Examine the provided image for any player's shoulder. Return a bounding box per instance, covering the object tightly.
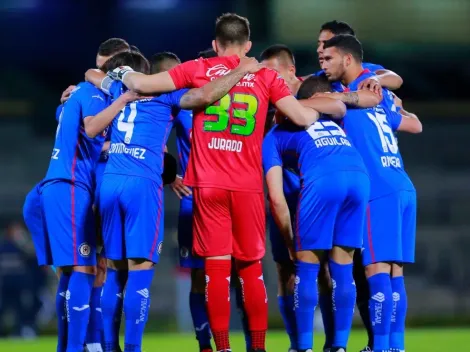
[363,62,385,72]
[75,81,107,101]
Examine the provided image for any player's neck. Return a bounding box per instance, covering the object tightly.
[218,47,245,58]
[342,65,365,85]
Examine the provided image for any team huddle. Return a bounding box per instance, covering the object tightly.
[22,12,421,352]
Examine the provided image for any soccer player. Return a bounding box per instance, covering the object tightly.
[150,51,215,352]
[111,13,325,352]
[86,50,265,352]
[264,74,370,352]
[320,34,422,352]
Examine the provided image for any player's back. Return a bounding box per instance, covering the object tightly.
[44,82,109,192]
[267,118,367,183]
[106,82,188,183]
[170,55,291,192]
[342,74,414,199]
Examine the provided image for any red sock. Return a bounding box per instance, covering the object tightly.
[205,259,232,351]
[236,260,268,350]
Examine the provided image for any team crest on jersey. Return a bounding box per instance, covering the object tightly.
[78,242,91,257]
[180,247,189,259]
[102,126,109,137]
[157,241,163,255]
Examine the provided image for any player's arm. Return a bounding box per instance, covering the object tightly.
[266,166,294,254]
[298,97,346,119]
[374,69,403,90]
[396,109,422,133]
[314,90,382,108]
[178,59,263,109]
[274,96,320,127]
[84,91,140,138]
[101,141,110,152]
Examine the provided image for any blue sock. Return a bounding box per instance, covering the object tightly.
[390,276,407,352]
[56,272,71,352]
[102,269,127,352]
[123,269,154,352]
[66,271,95,352]
[189,292,212,349]
[294,260,320,351]
[235,285,251,351]
[318,293,334,349]
[368,273,393,352]
[329,260,356,348]
[278,295,297,350]
[86,286,103,345]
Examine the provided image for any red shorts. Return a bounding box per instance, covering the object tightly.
[192,187,266,261]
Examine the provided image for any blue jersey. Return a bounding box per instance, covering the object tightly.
[44,82,110,192]
[262,117,366,184]
[173,109,192,177]
[315,62,385,91]
[341,71,414,199]
[106,82,189,183]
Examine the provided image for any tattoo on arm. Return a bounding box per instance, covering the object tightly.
[341,92,360,106]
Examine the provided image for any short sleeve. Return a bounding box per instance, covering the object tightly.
[79,88,109,119]
[363,62,385,72]
[267,70,291,105]
[168,60,199,89]
[167,88,190,108]
[55,105,64,123]
[389,111,403,132]
[262,130,283,175]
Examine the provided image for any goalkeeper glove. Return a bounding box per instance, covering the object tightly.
[107,66,134,82]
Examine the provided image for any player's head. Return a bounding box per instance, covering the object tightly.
[297,75,333,99]
[198,48,218,59]
[260,44,296,82]
[101,51,150,75]
[318,20,355,64]
[96,38,130,69]
[150,52,181,74]
[213,13,252,56]
[130,45,141,53]
[321,35,363,81]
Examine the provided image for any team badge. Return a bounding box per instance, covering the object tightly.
[78,242,91,257]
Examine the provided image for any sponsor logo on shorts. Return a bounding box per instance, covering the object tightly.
[157,241,163,255]
[180,247,189,259]
[79,242,91,257]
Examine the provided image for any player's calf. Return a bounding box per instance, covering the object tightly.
[86,256,107,352]
[390,263,407,352]
[318,259,334,352]
[275,261,297,352]
[101,259,128,352]
[232,264,251,352]
[190,268,213,352]
[328,246,356,350]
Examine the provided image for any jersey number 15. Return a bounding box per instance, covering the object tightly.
[203,93,258,136]
[367,112,398,154]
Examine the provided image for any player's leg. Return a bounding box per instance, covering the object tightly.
[232,259,252,351]
[330,171,370,351]
[232,191,268,352]
[353,250,374,351]
[193,187,233,352]
[99,177,128,352]
[362,193,401,352]
[318,256,334,352]
[122,177,165,352]
[178,197,213,352]
[42,181,98,352]
[390,190,416,352]
[269,215,297,352]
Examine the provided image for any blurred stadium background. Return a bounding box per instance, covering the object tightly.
[0,0,469,347]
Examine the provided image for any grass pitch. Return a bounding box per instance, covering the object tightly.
[0,329,466,351]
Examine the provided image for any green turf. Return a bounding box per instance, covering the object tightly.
[0,329,466,351]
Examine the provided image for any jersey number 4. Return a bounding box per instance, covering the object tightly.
[117,102,137,144]
[367,112,398,154]
[203,93,258,136]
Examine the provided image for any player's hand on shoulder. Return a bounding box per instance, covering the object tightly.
[358,77,383,97]
[391,92,403,109]
[237,57,265,74]
[107,66,135,82]
[170,175,192,199]
[120,90,143,103]
[60,85,76,103]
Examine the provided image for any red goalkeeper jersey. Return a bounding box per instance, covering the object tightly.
[168,55,291,192]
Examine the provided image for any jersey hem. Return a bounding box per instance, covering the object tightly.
[183,180,264,193]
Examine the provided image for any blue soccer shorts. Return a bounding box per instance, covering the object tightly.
[100,174,164,263]
[40,181,97,267]
[295,170,370,251]
[362,190,417,266]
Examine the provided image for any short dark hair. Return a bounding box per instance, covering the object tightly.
[297,75,333,99]
[97,38,130,56]
[320,20,355,36]
[260,44,295,66]
[150,52,181,74]
[198,48,217,59]
[215,13,250,47]
[323,34,363,62]
[130,45,141,53]
[100,51,150,74]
